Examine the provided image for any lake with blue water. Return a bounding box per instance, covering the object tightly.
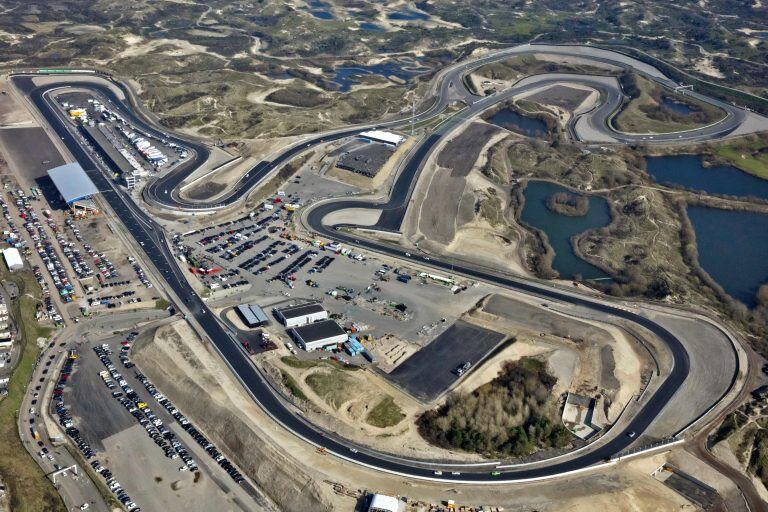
[520,181,611,280]
[687,205,768,307]
[646,155,768,200]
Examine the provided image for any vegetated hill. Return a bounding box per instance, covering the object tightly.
[418,358,572,457]
[614,74,725,133]
[265,88,328,108]
[546,191,589,216]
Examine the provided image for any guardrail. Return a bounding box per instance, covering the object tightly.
[611,437,683,462]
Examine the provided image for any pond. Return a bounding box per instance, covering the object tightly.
[520,181,611,280]
[387,9,429,21]
[660,96,694,116]
[305,0,334,19]
[687,205,768,307]
[331,59,429,92]
[487,108,549,138]
[359,22,385,31]
[646,155,768,200]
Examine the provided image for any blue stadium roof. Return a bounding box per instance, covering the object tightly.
[47,163,98,204]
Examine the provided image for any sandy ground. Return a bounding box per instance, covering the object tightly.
[265,353,489,462]
[712,439,768,503]
[469,54,619,97]
[0,75,36,126]
[453,336,554,394]
[178,146,239,188]
[320,207,382,226]
[468,294,644,423]
[667,448,750,508]
[444,225,529,276]
[694,55,725,79]
[515,82,601,132]
[118,34,230,63]
[180,136,304,201]
[405,120,532,276]
[532,53,623,73]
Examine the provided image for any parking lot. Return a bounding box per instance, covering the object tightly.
[176,196,492,367]
[63,332,268,512]
[387,320,507,402]
[0,169,159,325]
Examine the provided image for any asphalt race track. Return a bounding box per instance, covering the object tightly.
[11,42,751,482]
[138,42,749,212]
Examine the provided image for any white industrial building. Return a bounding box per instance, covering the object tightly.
[274,303,328,328]
[359,130,405,147]
[2,247,23,271]
[367,494,402,512]
[289,319,348,352]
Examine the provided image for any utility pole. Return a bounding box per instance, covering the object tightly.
[411,97,416,136]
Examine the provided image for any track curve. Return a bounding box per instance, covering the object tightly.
[139,42,749,212]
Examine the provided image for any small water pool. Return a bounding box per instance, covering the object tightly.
[359,22,385,31]
[487,108,549,138]
[661,96,694,116]
[305,0,334,19]
[387,9,429,21]
[331,59,429,92]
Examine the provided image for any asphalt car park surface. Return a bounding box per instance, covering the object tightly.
[67,346,136,451]
[0,126,66,179]
[387,320,506,402]
[65,334,268,512]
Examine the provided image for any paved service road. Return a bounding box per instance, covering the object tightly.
[10,41,751,483]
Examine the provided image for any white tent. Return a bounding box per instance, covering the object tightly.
[2,247,23,271]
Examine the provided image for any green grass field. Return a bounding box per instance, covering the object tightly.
[0,269,63,512]
[305,371,351,410]
[280,370,307,401]
[365,396,405,428]
[713,140,768,179]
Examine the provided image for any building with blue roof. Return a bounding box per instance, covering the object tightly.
[47,162,100,213]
